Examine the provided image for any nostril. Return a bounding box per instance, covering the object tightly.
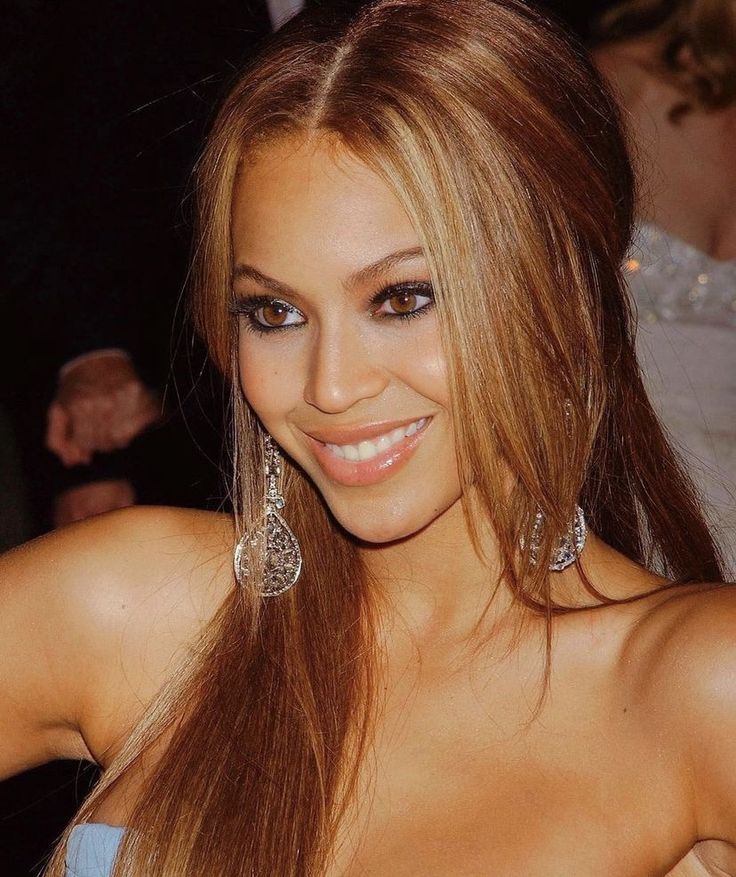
[304,343,388,414]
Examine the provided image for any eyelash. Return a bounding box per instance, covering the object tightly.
[229,281,435,335]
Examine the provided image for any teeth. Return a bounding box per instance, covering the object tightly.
[375,435,392,453]
[325,418,427,463]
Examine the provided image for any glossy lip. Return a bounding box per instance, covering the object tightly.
[305,417,428,446]
[304,416,433,487]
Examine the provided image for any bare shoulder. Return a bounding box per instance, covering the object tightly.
[621,581,736,693]
[66,504,233,617]
[621,582,736,847]
[2,505,234,639]
[0,506,235,778]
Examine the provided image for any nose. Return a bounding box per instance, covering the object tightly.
[303,322,388,414]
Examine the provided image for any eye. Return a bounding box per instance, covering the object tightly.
[255,301,303,328]
[371,282,434,320]
[230,296,305,333]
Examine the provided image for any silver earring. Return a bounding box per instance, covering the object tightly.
[525,505,587,572]
[233,434,303,596]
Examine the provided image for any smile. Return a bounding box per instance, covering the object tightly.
[325,418,428,462]
[304,416,433,487]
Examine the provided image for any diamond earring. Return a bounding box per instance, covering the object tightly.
[233,434,303,596]
[525,505,587,572]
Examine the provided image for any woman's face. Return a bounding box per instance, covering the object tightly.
[232,136,460,544]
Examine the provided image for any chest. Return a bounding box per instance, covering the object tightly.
[327,677,690,876]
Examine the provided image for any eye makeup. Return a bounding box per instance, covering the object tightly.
[368,281,434,320]
[229,295,305,332]
[230,281,435,335]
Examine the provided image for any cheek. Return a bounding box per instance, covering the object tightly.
[237,335,301,421]
[390,321,449,407]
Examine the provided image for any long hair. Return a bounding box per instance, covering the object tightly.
[591,0,736,117]
[47,1,724,874]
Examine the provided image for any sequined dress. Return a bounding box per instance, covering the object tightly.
[625,223,736,573]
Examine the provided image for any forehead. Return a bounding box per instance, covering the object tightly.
[231,136,422,275]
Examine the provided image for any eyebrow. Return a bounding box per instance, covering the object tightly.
[232,246,426,297]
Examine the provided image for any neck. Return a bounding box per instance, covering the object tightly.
[358,500,667,650]
[593,38,736,261]
[358,498,514,644]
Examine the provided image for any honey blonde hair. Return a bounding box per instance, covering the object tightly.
[47,1,724,874]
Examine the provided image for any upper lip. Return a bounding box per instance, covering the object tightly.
[303,417,430,446]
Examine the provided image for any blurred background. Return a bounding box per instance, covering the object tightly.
[1,0,734,873]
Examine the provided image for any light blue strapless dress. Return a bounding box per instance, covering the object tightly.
[65,824,125,877]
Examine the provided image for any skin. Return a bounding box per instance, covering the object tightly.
[1,136,736,875]
[592,33,736,261]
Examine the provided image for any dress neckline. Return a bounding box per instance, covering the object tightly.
[72,823,126,830]
[626,222,736,329]
[638,222,736,267]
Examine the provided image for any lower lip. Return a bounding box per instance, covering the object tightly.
[306,419,432,487]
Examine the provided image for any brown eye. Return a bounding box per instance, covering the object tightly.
[389,291,418,315]
[373,284,433,319]
[260,302,290,326]
[231,296,304,333]
[250,299,304,329]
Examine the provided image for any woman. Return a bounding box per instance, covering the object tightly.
[1,0,735,874]
[590,0,736,571]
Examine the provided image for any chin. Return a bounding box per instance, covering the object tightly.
[342,518,418,546]
[325,492,457,546]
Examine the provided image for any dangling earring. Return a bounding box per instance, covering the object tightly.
[233,434,303,596]
[525,505,587,572]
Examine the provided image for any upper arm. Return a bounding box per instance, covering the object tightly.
[0,506,233,781]
[0,522,108,778]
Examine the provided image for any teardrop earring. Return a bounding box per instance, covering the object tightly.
[524,505,587,572]
[233,434,303,596]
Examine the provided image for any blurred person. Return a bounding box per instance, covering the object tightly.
[47,353,159,469]
[2,0,295,531]
[43,2,309,476]
[588,0,736,570]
